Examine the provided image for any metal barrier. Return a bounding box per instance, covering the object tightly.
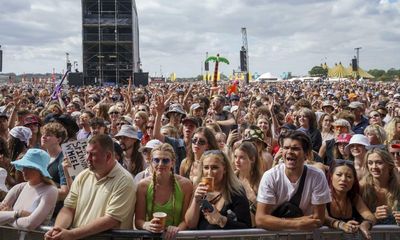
[0,225,399,240]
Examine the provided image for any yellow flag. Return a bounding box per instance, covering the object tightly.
[170,72,176,81]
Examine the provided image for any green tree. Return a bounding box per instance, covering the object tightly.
[309,66,328,77]
[368,69,385,78]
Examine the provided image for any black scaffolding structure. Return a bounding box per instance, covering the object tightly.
[81,0,140,86]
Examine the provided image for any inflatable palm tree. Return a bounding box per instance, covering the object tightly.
[205,54,230,87]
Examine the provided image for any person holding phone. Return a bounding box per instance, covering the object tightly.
[185,150,251,230]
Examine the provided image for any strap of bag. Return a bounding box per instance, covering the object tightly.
[289,165,308,207]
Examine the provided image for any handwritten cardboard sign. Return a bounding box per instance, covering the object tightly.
[61,139,88,177]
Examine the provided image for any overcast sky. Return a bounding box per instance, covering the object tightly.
[0,0,399,77]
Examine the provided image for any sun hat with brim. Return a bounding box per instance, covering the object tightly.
[139,139,162,152]
[190,103,203,110]
[166,104,186,118]
[115,125,139,140]
[344,134,370,153]
[0,168,8,192]
[11,148,51,179]
[348,101,364,109]
[322,101,334,108]
[0,112,8,119]
[10,126,32,146]
[182,116,200,127]
[243,128,268,148]
[336,133,352,144]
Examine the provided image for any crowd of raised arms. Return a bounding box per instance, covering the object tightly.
[0,79,399,240]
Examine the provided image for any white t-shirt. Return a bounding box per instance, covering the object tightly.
[257,163,331,216]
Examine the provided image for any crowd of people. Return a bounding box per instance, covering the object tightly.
[0,78,399,239]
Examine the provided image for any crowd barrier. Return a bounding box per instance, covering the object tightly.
[0,225,399,240]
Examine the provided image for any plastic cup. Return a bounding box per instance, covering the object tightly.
[202,176,214,192]
[153,212,167,228]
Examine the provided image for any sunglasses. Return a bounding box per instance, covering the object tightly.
[369,114,380,118]
[192,138,207,146]
[152,158,171,165]
[109,112,120,115]
[334,126,347,130]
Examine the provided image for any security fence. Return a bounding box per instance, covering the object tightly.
[0,225,399,240]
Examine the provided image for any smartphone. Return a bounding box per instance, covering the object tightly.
[200,199,214,213]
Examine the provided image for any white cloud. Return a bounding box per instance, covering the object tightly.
[0,0,399,77]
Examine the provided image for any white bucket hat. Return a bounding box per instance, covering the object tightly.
[345,134,370,153]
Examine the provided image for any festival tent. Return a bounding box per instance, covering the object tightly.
[328,62,350,78]
[346,64,375,79]
[256,72,279,81]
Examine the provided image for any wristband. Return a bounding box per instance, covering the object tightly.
[338,221,345,230]
[143,222,150,231]
[14,211,19,220]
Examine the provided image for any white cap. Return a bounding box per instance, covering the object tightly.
[139,139,162,152]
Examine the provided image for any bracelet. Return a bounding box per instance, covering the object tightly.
[338,221,345,230]
[13,211,19,220]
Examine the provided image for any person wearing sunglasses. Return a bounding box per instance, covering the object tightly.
[133,111,150,145]
[185,150,251,230]
[135,143,193,240]
[368,110,384,127]
[325,159,376,239]
[319,119,352,166]
[360,148,400,225]
[347,101,369,135]
[107,105,121,137]
[180,127,219,182]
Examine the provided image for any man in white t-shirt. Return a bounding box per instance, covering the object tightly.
[256,130,331,231]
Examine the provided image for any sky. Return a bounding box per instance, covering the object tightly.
[0,0,399,78]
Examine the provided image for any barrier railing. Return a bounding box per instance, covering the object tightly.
[0,225,399,240]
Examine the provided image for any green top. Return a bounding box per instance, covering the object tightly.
[146,178,184,226]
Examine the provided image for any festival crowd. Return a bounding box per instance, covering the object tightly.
[0,78,399,239]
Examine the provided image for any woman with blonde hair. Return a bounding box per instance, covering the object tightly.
[360,148,400,225]
[364,124,386,147]
[384,117,400,144]
[233,142,263,226]
[134,110,150,145]
[185,150,251,229]
[135,143,193,239]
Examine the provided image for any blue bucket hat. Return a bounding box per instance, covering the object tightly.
[11,149,51,178]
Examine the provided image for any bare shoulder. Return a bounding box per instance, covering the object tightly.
[175,174,193,191]
[137,176,152,192]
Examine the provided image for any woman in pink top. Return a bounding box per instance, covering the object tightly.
[0,148,58,230]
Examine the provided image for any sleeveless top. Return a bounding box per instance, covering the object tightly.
[146,179,184,226]
[327,202,362,222]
